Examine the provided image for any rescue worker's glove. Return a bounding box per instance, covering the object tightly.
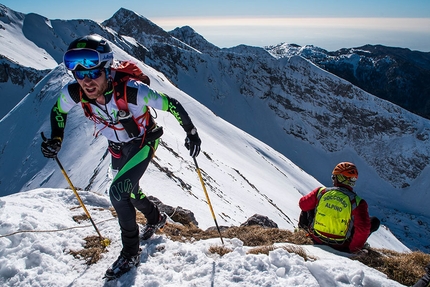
[184,127,201,157]
[41,137,62,158]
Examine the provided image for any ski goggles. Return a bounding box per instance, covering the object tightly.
[74,69,104,80]
[63,48,113,71]
[332,174,357,186]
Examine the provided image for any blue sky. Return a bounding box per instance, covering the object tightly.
[2,0,430,51]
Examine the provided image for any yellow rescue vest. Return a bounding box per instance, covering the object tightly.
[312,187,361,243]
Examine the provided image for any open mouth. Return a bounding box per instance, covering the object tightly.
[85,87,97,94]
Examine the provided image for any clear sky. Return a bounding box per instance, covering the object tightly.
[2,0,430,51]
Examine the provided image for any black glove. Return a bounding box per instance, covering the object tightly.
[41,137,62,158]
[184,128,201,157]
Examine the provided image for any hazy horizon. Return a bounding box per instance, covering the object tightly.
[1,1,429,51]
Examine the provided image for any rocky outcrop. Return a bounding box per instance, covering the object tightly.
[240,214,278,228]
[0,56,47,85]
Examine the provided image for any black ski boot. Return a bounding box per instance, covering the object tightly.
[141,212,167,240]
[104,250,141,281]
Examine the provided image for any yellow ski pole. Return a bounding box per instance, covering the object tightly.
[193,157,224,244]
[41,133,110,247]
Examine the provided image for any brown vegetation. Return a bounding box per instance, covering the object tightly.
[68,211,429,286]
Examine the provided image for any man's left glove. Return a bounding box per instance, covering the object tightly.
[184,128,201,157]
[41,137,62,158]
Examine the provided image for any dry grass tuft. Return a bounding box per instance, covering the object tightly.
[208,245,233,256]
[72,213,89,223]
[247,245,275,255]
[283,245,317,262]
[352,249,430,286]
[68,235,109,265]
[162,223,220,242]
[161,224,312,246]
[247,245,316,262]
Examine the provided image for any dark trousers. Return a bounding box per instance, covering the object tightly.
[298,211,380,234]
[109,139,160,257]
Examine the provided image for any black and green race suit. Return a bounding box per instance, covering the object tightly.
[50,75,197,256]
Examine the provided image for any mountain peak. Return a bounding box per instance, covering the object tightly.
[0,4,25,25]
[169,26,220,52]
[102,8,169,38]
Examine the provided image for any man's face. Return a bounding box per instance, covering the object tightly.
[75,69,108,100]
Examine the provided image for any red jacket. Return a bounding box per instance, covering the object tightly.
[299,186,371,253]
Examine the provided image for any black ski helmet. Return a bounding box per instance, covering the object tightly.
[64,35,113,71]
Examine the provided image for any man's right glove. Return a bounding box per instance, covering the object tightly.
[41,137,62,158]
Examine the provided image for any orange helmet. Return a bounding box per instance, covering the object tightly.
[332,162,358,178]
[332,162,358,187]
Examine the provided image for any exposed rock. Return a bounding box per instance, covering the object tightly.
[240,214,278,228]
[149,195,199,226]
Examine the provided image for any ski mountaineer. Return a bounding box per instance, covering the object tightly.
[40,35,202,280]
[298,162,380,253]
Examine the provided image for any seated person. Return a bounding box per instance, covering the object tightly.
[298,162,380,253]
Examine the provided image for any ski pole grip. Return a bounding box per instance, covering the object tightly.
[41,132,47,142]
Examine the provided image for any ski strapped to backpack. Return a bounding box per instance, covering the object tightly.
[311,186,361,244]
[78,61,162,147]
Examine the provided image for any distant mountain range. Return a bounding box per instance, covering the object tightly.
[266,43,430,119]
[0,5,429,252]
